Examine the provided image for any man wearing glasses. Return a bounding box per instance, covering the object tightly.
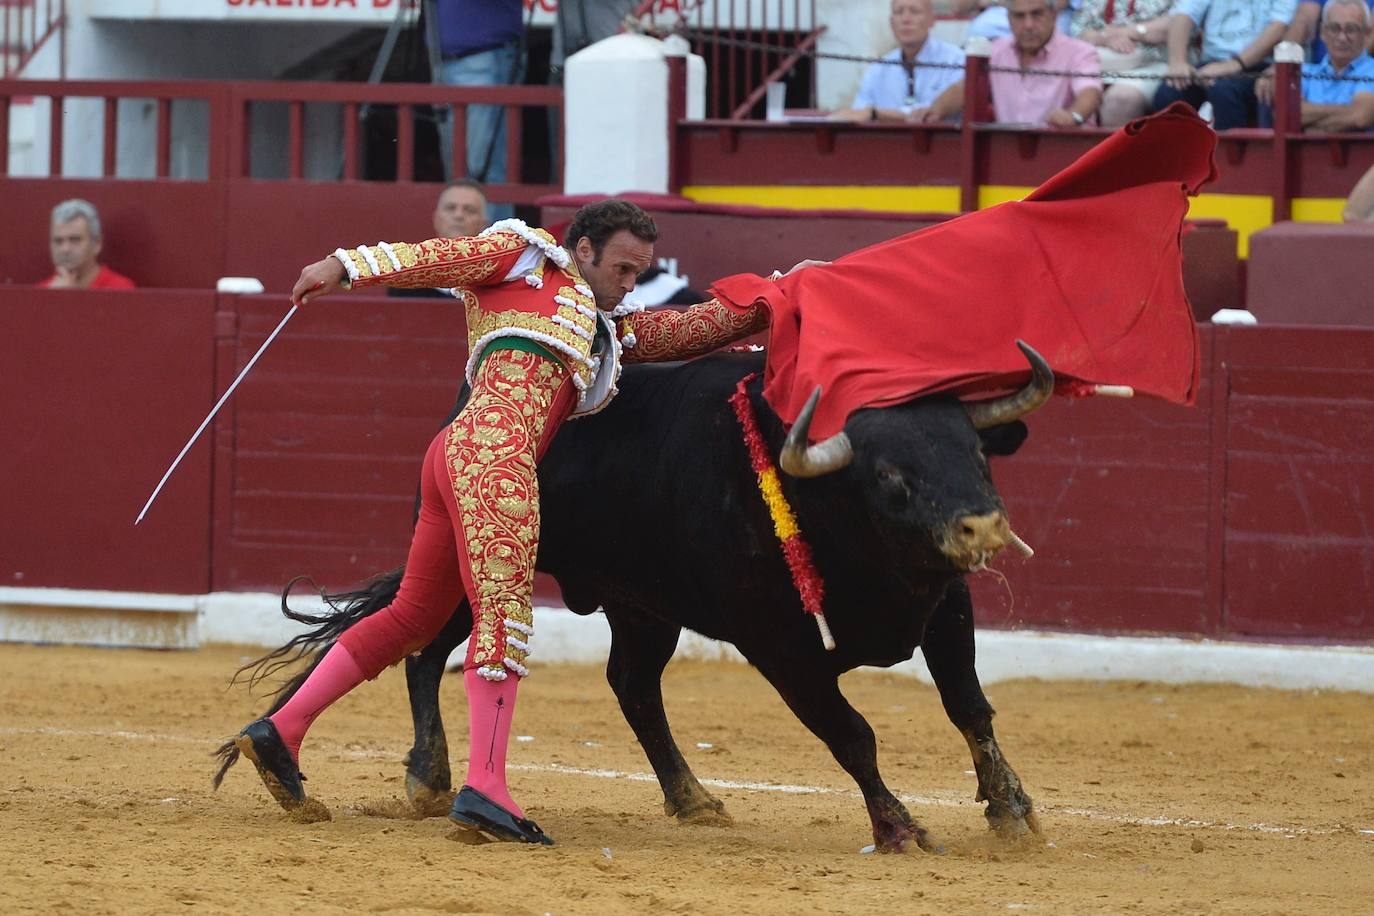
[1286,0,1374,129]
[1258,0,1374,128]
[1275,0,1374,66]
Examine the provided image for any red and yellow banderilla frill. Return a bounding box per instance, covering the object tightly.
[729,373,835,651]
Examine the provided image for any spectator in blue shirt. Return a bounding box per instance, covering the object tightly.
[1277,0,1374,65]
[1154,0,1298,128]
[1259,0,1374,129]
[436,0,525,221]
[834,0,968,122]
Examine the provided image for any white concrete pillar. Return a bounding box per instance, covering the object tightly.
[563,33,704,196]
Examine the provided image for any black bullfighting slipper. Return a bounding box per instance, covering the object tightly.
[233,717,311,813]
[448,786,555,845]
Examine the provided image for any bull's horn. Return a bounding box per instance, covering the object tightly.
[780,386,854,478]
[964,340,1055,430]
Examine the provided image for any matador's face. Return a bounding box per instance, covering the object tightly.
[573,230,654,311]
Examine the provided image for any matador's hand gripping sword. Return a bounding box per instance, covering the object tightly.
[135,304,299,525]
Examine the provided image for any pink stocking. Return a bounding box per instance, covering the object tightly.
[463,667,523,817]
[268,641,366,763]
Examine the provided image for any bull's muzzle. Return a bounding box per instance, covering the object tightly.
[941,511,1012,571]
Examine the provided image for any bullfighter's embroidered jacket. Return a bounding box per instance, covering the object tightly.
[332,218,767,416]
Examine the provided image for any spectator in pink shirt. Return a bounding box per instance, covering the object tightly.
[991,0,1104,126]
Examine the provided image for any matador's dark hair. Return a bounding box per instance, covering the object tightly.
[563,199,659,264]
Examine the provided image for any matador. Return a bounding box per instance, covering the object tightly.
[229,199,817,844]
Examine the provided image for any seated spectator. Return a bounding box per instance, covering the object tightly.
[970,0,1081,42]
[1274,0,1373,68]
[1257,0,1374,130]
[39,199,134,290]
[834,0,966,123]
[389,180,491,299]
[990,0,1104,126]
[1071,0,1177,126]
[1154,0,1296,129]
[433,178,490,239]
[1343,161,1374,220]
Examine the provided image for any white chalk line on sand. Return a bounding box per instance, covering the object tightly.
[5,725,1372,841]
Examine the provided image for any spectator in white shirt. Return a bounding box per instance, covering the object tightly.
[835,0,968,122]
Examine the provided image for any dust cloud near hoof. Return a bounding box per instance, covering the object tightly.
[677,806,734,827]
[992,815,1033,842]
[407,785,458,819]
[446,825,492,846]
[287,797,332,823]
[346,798,429,821]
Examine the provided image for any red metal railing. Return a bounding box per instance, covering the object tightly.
[630,0,821,119]
[0,78,562,202]
[2,0,64,78]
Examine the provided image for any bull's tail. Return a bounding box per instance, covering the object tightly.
[210,568,405,790]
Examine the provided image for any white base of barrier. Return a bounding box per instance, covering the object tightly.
[3,588,1372,693]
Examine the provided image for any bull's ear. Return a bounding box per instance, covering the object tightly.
[978,420,1028,456]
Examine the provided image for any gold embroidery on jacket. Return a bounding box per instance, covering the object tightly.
[345,231,527,288]
[621,298,768,363]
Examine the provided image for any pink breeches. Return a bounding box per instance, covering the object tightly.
[337,348,575,681]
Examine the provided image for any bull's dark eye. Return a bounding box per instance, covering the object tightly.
[875,464,911,499]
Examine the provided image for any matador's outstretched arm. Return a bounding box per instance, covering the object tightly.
[619,298,769,364]
[332,230,532,291]
[619,258,827,363]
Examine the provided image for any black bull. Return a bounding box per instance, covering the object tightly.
[230,348,1049,852]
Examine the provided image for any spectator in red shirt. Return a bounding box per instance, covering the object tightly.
[40,199,135,289]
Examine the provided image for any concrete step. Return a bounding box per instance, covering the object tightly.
[0,588,199,649]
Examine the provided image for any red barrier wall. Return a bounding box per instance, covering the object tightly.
[1245,222,1374,327]
[3,289,1369,642]
[971,324,1374,642]
[0,179,227,289]
[0,178,472,294]
[973,333,1217,636]
[0,287,217,593]
[1220,328,1374,641]
[222,183,476,294]
[209,294,469,593]
[0,181,1234,315]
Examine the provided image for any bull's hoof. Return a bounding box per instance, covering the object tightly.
[665,794,732,826]
[985,799,1040,841]
[405,773,456,818]
[676,805,734,827]
[873,821,945,854]
[234,718,329,821]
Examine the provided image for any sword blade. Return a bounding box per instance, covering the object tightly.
[135,304,299,525]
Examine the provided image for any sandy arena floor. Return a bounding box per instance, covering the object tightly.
[0,641,1370,914]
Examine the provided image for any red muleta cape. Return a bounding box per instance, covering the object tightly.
[709,103,1218,442]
